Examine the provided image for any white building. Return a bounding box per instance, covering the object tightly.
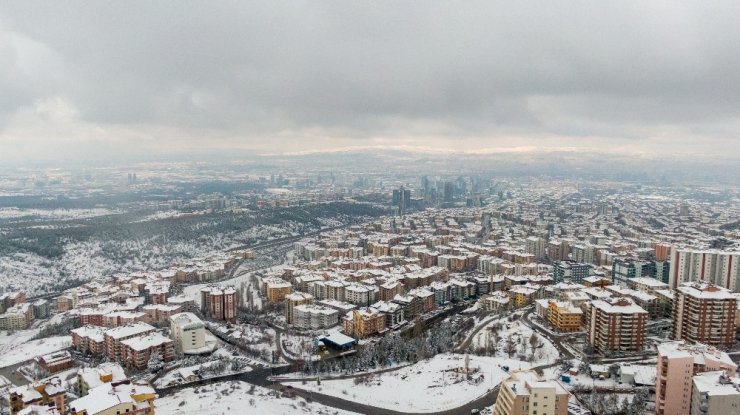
[669,248,740,290]
[691,371,740,415]
[169,312,206,354]
[292,305,339,330]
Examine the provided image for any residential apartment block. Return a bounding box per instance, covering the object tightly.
[493,370,569,415]
[669,248,740,290]
[170,312,206,354]
[656,341,737,415]
[199,285,237,323]
[587,297,647,354]
[672,282,737,347]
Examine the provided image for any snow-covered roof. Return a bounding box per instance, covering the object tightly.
[590,297,647,315]
[169,312,204,330]
[121,333,172,351]
[677,282,735,300]
[692,371,740,397]
[104,322,155,340]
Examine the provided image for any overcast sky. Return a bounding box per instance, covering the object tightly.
[2,1,740,164]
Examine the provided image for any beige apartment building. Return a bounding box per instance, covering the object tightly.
[493,370,569,415]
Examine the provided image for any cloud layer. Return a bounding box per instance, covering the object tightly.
[2,1,740,163]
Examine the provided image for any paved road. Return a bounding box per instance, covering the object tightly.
[455,312,506,352]
[520,308,575,360]
[158,362,498,415]
[273,382,499,415]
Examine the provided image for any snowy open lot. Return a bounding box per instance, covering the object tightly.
[470,319,559,367]
[0,335,71,368]
[156,381,359,415]
[284,353,531,413]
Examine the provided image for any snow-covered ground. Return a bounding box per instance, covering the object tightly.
[155,354,253,388]
[281,333,317,361]
[0,207,120,220]
[156,381,360,415]
[0,335,71,368]
[284,353,531,413]
[471,319,559,366]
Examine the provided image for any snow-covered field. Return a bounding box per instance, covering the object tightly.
[0,335,71,368]
[471,319,559,366]
[156,381,359,415]
[284,353,531,413]
[0,207,119,220]
[155,355,253,388]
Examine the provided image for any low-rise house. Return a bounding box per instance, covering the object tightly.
[77,363,128,397]
[9,378,66,414]
[69,382,156,415]
[35,351,73,374]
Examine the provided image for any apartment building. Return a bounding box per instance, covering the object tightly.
[292,304,340,329]
[510,286,538,308]
[547,240,570,262]
[546,300,583,332]
[345,284,376,307]
[493,370,569,415]
[669,248,740,290]
[656,341,737,415]
[0,290,26,313]
[142,304,182,324]
[35,351,73,374]
[103,322,156,361]
[379,280,405,301]
[552,261,591,284]
[582,275,610,288]
[0,305,32,330]
[371,300,406,328]
[169,312,206,354]
[587,297,647,354]
[263,278,292,302]
[342,308,386,339]
[120,333,174,369]
[71,326,106,355]
[200,285,237,323]
[672,282,737,347]
[690,371,740,415]
[285,292,314,324]
[525,236,546,259]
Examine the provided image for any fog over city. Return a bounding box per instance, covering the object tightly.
[2,1,740,164]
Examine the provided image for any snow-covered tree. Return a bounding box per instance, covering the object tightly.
[147,351,164,372]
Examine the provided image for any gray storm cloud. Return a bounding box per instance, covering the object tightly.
[1,1,740,163]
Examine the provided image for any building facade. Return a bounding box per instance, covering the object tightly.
[672,282,736,347]
[587,297,647,354]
